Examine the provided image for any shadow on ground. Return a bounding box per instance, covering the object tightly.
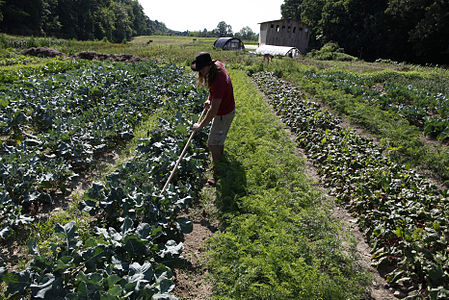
[213,153,247,221]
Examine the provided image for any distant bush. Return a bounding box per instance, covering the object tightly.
[26,36,38,48]
[307,42,358,61]
[245,62,265,76]
[375,58,400,64]
[0,34,6,49]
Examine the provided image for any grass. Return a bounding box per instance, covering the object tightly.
[206,68,371,299]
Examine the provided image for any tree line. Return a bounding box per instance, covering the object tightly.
[281,0,449,64]
[0,0,171,43]
[184,21,258,41]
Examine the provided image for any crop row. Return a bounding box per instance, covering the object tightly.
[0,58,89,84]
[0,52,41,67]
[302,70,449,141]
[0,61,205,239]
[252,72,449,298]
[0,108,208,298]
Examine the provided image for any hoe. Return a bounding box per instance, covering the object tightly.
[161,108,207,193]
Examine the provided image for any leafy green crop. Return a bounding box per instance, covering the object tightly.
[252,71,449,299]
[207,69,371,299]
[301,70,449,141]
[0,60,206,240]
[1,62,209,299]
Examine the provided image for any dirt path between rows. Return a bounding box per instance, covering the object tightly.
[173,188,218,299]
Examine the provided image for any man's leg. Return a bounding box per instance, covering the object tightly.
[209,144,224,166]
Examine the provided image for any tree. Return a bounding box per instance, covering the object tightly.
[0,0,4,22]
[111,1,133,42]
[386,0,449,63]
[130,0,151,35]
[235,26,257,41]
[0,0,43,35]
[0,0,171,43]
[41,0,61,36]
[215,21,232,37]
[281,0,303,20]
[280,0,449,63]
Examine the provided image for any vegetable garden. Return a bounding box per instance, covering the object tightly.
[1,36,449,299]
[259,60,449,185]
[251,71,449,298]
[0,56,211,298]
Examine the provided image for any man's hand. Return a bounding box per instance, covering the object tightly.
[204,100,211,110]
[193,122,202,131]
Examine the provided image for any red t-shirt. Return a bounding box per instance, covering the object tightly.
[209,61,235,116]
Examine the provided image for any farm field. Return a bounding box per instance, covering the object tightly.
[0,35,448,299]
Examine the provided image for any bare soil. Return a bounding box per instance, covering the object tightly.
[173,221,215,300]
[173,188,219,300]
[19,46,150,63]
[20,46,66,58]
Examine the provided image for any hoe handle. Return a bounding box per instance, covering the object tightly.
[161,108,207,193]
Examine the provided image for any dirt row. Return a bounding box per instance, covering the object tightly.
[19,46,149,62]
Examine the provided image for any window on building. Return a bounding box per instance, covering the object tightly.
[299,27,303,32]
[276,25,280,32]
[288,26,291,33]
[271,24,274,28]
[293,27,296,33]
[282,25,285,30]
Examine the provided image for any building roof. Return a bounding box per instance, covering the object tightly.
[213,37,244,49]
[255,45,300,56]
[258,19,309,27]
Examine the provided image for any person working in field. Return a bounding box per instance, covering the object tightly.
[191,52,235,186]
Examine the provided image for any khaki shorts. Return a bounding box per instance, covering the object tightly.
[208,110,235,146]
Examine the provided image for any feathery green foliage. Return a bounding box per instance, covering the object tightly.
[207,69,370,299]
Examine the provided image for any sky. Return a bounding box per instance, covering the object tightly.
[139,0,285,34]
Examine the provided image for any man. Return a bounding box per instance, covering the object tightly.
[191,52,235,185]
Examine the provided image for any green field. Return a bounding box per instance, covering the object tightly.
[1,35,448,299]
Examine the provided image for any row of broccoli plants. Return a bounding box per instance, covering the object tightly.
[0,52,42,67]
[0,61,202,240]
[0,106,209,298]
[302,70,449,141]
[0,58,89,84]
[252,72,449,299]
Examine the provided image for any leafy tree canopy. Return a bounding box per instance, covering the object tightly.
[235,26,258,41]
[215,21,233,37]
[281,0,448,64]
[0,0,170,42]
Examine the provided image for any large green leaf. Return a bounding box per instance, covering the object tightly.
[30,274,65,299]
[4,270,32,296]
[159,240,183,259]
[123,235,147,259]
[176,218,193,234]
[54,221,81,252]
